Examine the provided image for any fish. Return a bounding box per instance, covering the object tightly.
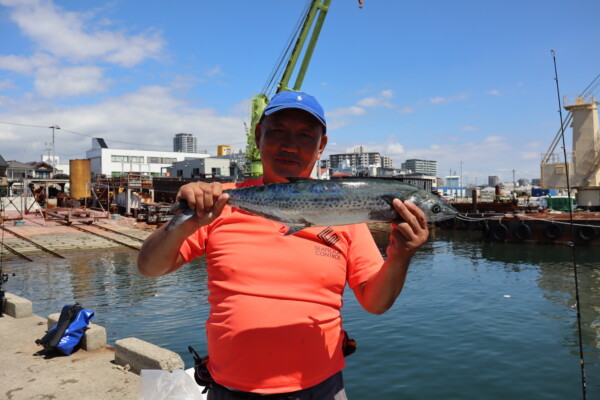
[165,178,458,233]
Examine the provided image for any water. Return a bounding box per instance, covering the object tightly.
[3,229,599,399]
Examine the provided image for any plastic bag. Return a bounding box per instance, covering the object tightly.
[139,369,205,400]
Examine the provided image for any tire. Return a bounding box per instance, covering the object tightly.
[577,226,596,241]
[492,223,509,241]
[515,224,532,240]
[543,224,561,240]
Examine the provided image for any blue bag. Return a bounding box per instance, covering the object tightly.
[36,303,95,355]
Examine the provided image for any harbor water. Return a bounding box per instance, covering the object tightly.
[3,228,600,399]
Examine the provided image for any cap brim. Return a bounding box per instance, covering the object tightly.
[264,103,327,129]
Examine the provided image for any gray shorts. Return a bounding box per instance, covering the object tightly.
[207,371,348,400]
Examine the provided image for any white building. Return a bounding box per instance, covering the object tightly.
[401,159,437,176]
[41,155,70,175]
[168,156,233,179]
[85,138,209,178]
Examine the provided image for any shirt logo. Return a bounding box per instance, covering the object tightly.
[317,227,339,246]
[297,95,303,102]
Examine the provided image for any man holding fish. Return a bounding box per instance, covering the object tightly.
[138,91,445,399]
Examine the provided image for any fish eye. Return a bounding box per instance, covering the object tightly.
[431,205,442,214]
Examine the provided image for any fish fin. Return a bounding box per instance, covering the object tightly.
[285,177,312,183]
[283,225,305,236]
[380,194,397,206]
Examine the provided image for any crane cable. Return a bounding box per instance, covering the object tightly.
[260,0,314,96]
[551,49,587,400]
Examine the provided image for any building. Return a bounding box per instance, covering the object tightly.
[86,138,209,178]
[401,159,437,176]
[41,155,70,176]
[488,176,500,186]
[329,150,392,170]
[173,133,197,153]
[446,175,461,187]
[168,156,234,179]
[27,161,54,179]
[5,160,34,180]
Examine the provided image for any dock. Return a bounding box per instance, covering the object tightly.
[0,293,201,400]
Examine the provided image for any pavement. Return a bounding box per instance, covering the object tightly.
[0,313,140,400]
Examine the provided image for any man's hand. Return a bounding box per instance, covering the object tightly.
[387,199,429,260]
[352,198,429,314]
[137,181,229,277]
[175,182,229,233]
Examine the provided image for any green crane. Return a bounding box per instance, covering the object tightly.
[245,0,333,177]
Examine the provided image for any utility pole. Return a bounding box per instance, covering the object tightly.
[48,125,60,175]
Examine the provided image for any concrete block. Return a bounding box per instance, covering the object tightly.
[114,337,184,375]
[3,292,32,318]
[48,312,107,351]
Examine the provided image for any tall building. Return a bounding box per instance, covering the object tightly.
[488,176,500,186]
[173,133,197,153]
[401,159,437,176]
[329,151,392,170]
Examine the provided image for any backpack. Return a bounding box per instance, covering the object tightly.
[36,303,94,355]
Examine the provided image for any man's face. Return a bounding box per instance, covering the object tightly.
[256,108,327,184]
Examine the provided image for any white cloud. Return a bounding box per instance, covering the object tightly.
[3,0,164,67]
[461,125,478,131]
[0,86,248,161]
[205,66,224,78]
[357,90,395,108]
[325,106,366,130]
[428,93,468,105]
[327,106,366,118]
[386,143,405,155]
[399,107,414,114]
[429,96,446,104]
[487,89,500,96]
[484,135,505,143]
[0,80,15,90]
[34,66,109,97]
[520,152,541,160]
[0,53,57,74]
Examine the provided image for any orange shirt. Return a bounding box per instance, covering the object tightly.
[180,178,383,393]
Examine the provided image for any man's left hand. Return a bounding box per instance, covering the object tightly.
[387,199,429,260]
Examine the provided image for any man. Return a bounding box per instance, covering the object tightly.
[137,91,429,399]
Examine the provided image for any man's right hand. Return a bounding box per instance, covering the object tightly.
[137,181,229,277]
[175,181,229,233]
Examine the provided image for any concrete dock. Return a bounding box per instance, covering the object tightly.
[0,293,196,400]
[0,312,140,400]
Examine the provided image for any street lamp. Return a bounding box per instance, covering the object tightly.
[48,125,60,175]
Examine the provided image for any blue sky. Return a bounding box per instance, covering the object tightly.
[1,0,599,184]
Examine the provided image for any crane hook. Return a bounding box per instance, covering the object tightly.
[358,0,364,9]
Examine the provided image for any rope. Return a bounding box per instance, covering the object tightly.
[454,213,600,229]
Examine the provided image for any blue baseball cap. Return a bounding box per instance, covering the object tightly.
[263,91,327,132]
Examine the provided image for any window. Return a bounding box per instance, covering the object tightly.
[211,167,221,176]
[112,172,122,177]
[147,157,160,163]
[176,170,183,177]
[161,157,177,164]
[111,155,129,162]
[192,168,200,175]
[130,156,144,163]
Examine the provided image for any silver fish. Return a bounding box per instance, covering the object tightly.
[165,178,457,233]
